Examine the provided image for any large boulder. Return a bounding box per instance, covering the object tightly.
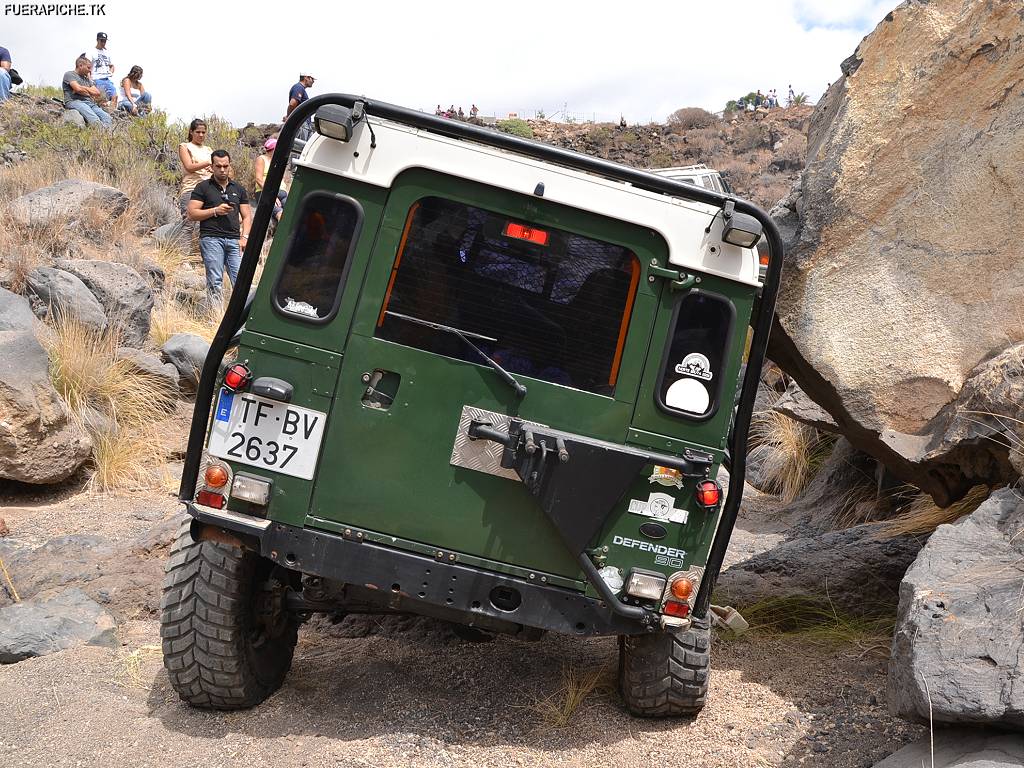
[9,179,129,228]
[768,0,1024,506]
[161,333,209,389]
[871,728,1024,768]
[888,488,1024,728]
[0,289,92,484]
[55,259,153,348]
[0,588,117,663]
[115,347,179,393]
[24,266,108,334]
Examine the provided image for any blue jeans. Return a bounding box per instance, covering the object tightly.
[0,69,10,102]
[199,236,241,304]
[118,91,152,115]
[95,77,116,101]
[67,99,113,128]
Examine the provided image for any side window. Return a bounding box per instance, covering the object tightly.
[273,192,363,322]
[657,291,733,419]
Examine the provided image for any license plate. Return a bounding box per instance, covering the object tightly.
[207,390,327,480]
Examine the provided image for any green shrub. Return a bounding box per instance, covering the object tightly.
[667,107,718,130]
[496,118,533,139]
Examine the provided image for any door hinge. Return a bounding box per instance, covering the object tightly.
[648,263,697,291]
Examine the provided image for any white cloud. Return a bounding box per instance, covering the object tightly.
[1,0,894,126]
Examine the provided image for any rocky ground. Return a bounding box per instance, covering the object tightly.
[0,479,923,768]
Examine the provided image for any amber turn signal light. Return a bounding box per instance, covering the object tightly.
[204,464,229,489]
[670,577,694,601]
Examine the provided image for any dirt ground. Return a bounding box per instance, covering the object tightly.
[0,483,923,768]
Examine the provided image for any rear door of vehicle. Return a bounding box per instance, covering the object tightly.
[307,168,667,581]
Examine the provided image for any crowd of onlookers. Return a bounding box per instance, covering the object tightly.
[737,86,800,112]
[0,32,152,128]
[435,104,479,120]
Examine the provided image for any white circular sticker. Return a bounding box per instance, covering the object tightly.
[666,377,710,414]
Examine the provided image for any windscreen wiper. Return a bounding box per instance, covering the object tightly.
[386,311,527,398]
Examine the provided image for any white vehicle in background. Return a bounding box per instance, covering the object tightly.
[651,165,769,281]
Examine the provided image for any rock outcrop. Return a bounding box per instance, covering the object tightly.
[55,259,153,348]
[161,333,209,389]
[888,488,1024,728]
[0,588,117,663]
[871,728,1024,768]
[0,289,92,484]
[25,266,108,334]
[10,179,129,228]
[768,0,1024,506]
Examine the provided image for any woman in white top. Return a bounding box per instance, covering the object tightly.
[177,119,214,243]
[118,65,151,116]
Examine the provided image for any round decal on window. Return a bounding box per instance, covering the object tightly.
[665,377,710,414]
[674,352,713,381]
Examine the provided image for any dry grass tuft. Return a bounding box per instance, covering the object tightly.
[40,313,177,491]
[115,644,162,689]
[876,485,990,539]
[149,298,216,349]
[529,663,612,728]
[747,409,836,502]
[737,594,895,650]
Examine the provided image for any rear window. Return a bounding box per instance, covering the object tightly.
[657,291,734,418]
[375,197,641,395]
[273,192,363,322]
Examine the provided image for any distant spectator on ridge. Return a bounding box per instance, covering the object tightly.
[787,84,795,106]
[62,56,112,128]
[118,65,151,116]
[469,103,478,118]
[286,71,315,141]
[0,45,12,102]
[89,32,117,107]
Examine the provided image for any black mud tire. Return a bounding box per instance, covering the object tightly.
[160,521,298,710]
[618,617,711,717]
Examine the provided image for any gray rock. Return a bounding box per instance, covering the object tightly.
[0,289,93,484]
[0,588,117,663]
[888,489,1024,728]
[168,268,206,308]
[161,333,209,389]
[773,380,838,432]
[153,221,188,247]
[24,267,108,334]
[60,109,86,128]
[54,259,153,348]
[10,179,129,228]
[871,728,1024,767]
[716,519,926,617]
[115,347,179,393]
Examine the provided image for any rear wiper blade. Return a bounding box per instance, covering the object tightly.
[385,311,527,399]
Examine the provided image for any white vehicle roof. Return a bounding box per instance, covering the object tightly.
[297,120,759,286]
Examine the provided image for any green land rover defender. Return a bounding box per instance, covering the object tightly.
[161,95,782,717]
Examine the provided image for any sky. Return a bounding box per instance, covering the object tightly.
[2,0,896,125]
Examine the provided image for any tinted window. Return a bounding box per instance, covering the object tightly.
[658,292,733,418]
[274,193,362,321]
[375,197,641,395]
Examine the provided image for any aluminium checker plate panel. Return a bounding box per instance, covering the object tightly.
[449,405,546,481]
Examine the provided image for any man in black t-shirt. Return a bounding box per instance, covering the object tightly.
[187,149,251,306]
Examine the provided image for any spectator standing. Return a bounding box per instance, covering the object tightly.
[0,45,12,102]
[469,104,479,118]
[90,32,116,107]
[188,150,251,306]
[253,138,287,222]
[62,56,112,128]
[118,65,151,116]
[787,84,795,106]
[286,72,315,141]
[177,119,213,242]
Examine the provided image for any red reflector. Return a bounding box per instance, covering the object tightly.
[695,480,721,508]
[503,221,549,245]
[759,253,770,266]
[197,490,225,509]
[664,601,690,618]
[224,363,252,392]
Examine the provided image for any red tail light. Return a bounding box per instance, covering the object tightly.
[224,363,252,392]
[197,490,225,509]
[695,479,721,509]
[663,600,690,618]
[503,221,549,246]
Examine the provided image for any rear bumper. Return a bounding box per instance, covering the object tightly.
[186,502,650,637]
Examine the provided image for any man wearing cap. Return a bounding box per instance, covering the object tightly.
[89,32,116,107]
[286,72,315,141]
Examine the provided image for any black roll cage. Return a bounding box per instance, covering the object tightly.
[179,93,785,625]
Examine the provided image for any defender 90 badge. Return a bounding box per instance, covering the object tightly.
[628,492,689,524]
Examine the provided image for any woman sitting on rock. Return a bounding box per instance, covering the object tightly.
[118,65,151,116]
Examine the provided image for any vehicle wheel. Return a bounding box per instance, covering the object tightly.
[618,616,711,717]
[160,521,298,710]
